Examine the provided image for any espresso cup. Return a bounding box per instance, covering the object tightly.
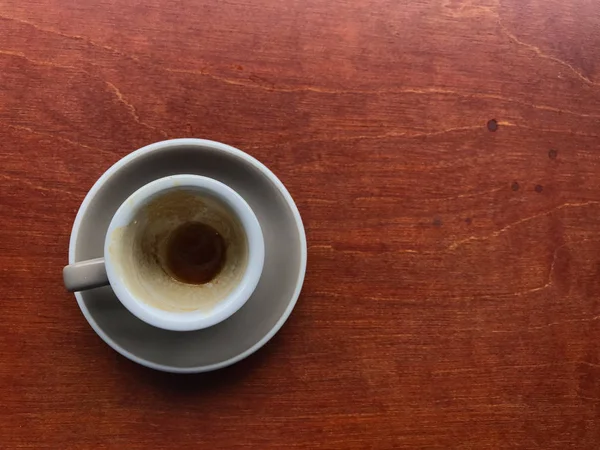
[63,174,265,331]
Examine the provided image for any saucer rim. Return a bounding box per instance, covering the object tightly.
[69,138,307,373]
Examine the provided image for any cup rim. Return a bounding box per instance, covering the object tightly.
[104,174,265,331]
[69,138,307,372]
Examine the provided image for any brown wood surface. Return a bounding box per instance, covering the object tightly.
[1,0,600,448]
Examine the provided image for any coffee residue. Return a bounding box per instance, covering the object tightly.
[110,189,248,312]
[164,222,226,284]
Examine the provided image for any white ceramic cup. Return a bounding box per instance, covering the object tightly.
[63,174,265,332]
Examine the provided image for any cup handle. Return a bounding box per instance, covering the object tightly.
[63,258,109,292]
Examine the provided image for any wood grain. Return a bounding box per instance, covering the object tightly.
[1,0,600,448]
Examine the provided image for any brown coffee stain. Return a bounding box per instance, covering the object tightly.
[164,222,227,284]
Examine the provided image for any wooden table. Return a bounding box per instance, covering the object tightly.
[2,0,600,448]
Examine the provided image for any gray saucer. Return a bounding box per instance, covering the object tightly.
[69,139,307,373]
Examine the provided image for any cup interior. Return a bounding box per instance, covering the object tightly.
[104,175,264,331]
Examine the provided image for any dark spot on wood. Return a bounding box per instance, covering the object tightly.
[487,119,498,132]
[465,217,472,225]
[535,184,543,193]
[433,218,442,227]
[511,181,520,191]
[548,149,557,159]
